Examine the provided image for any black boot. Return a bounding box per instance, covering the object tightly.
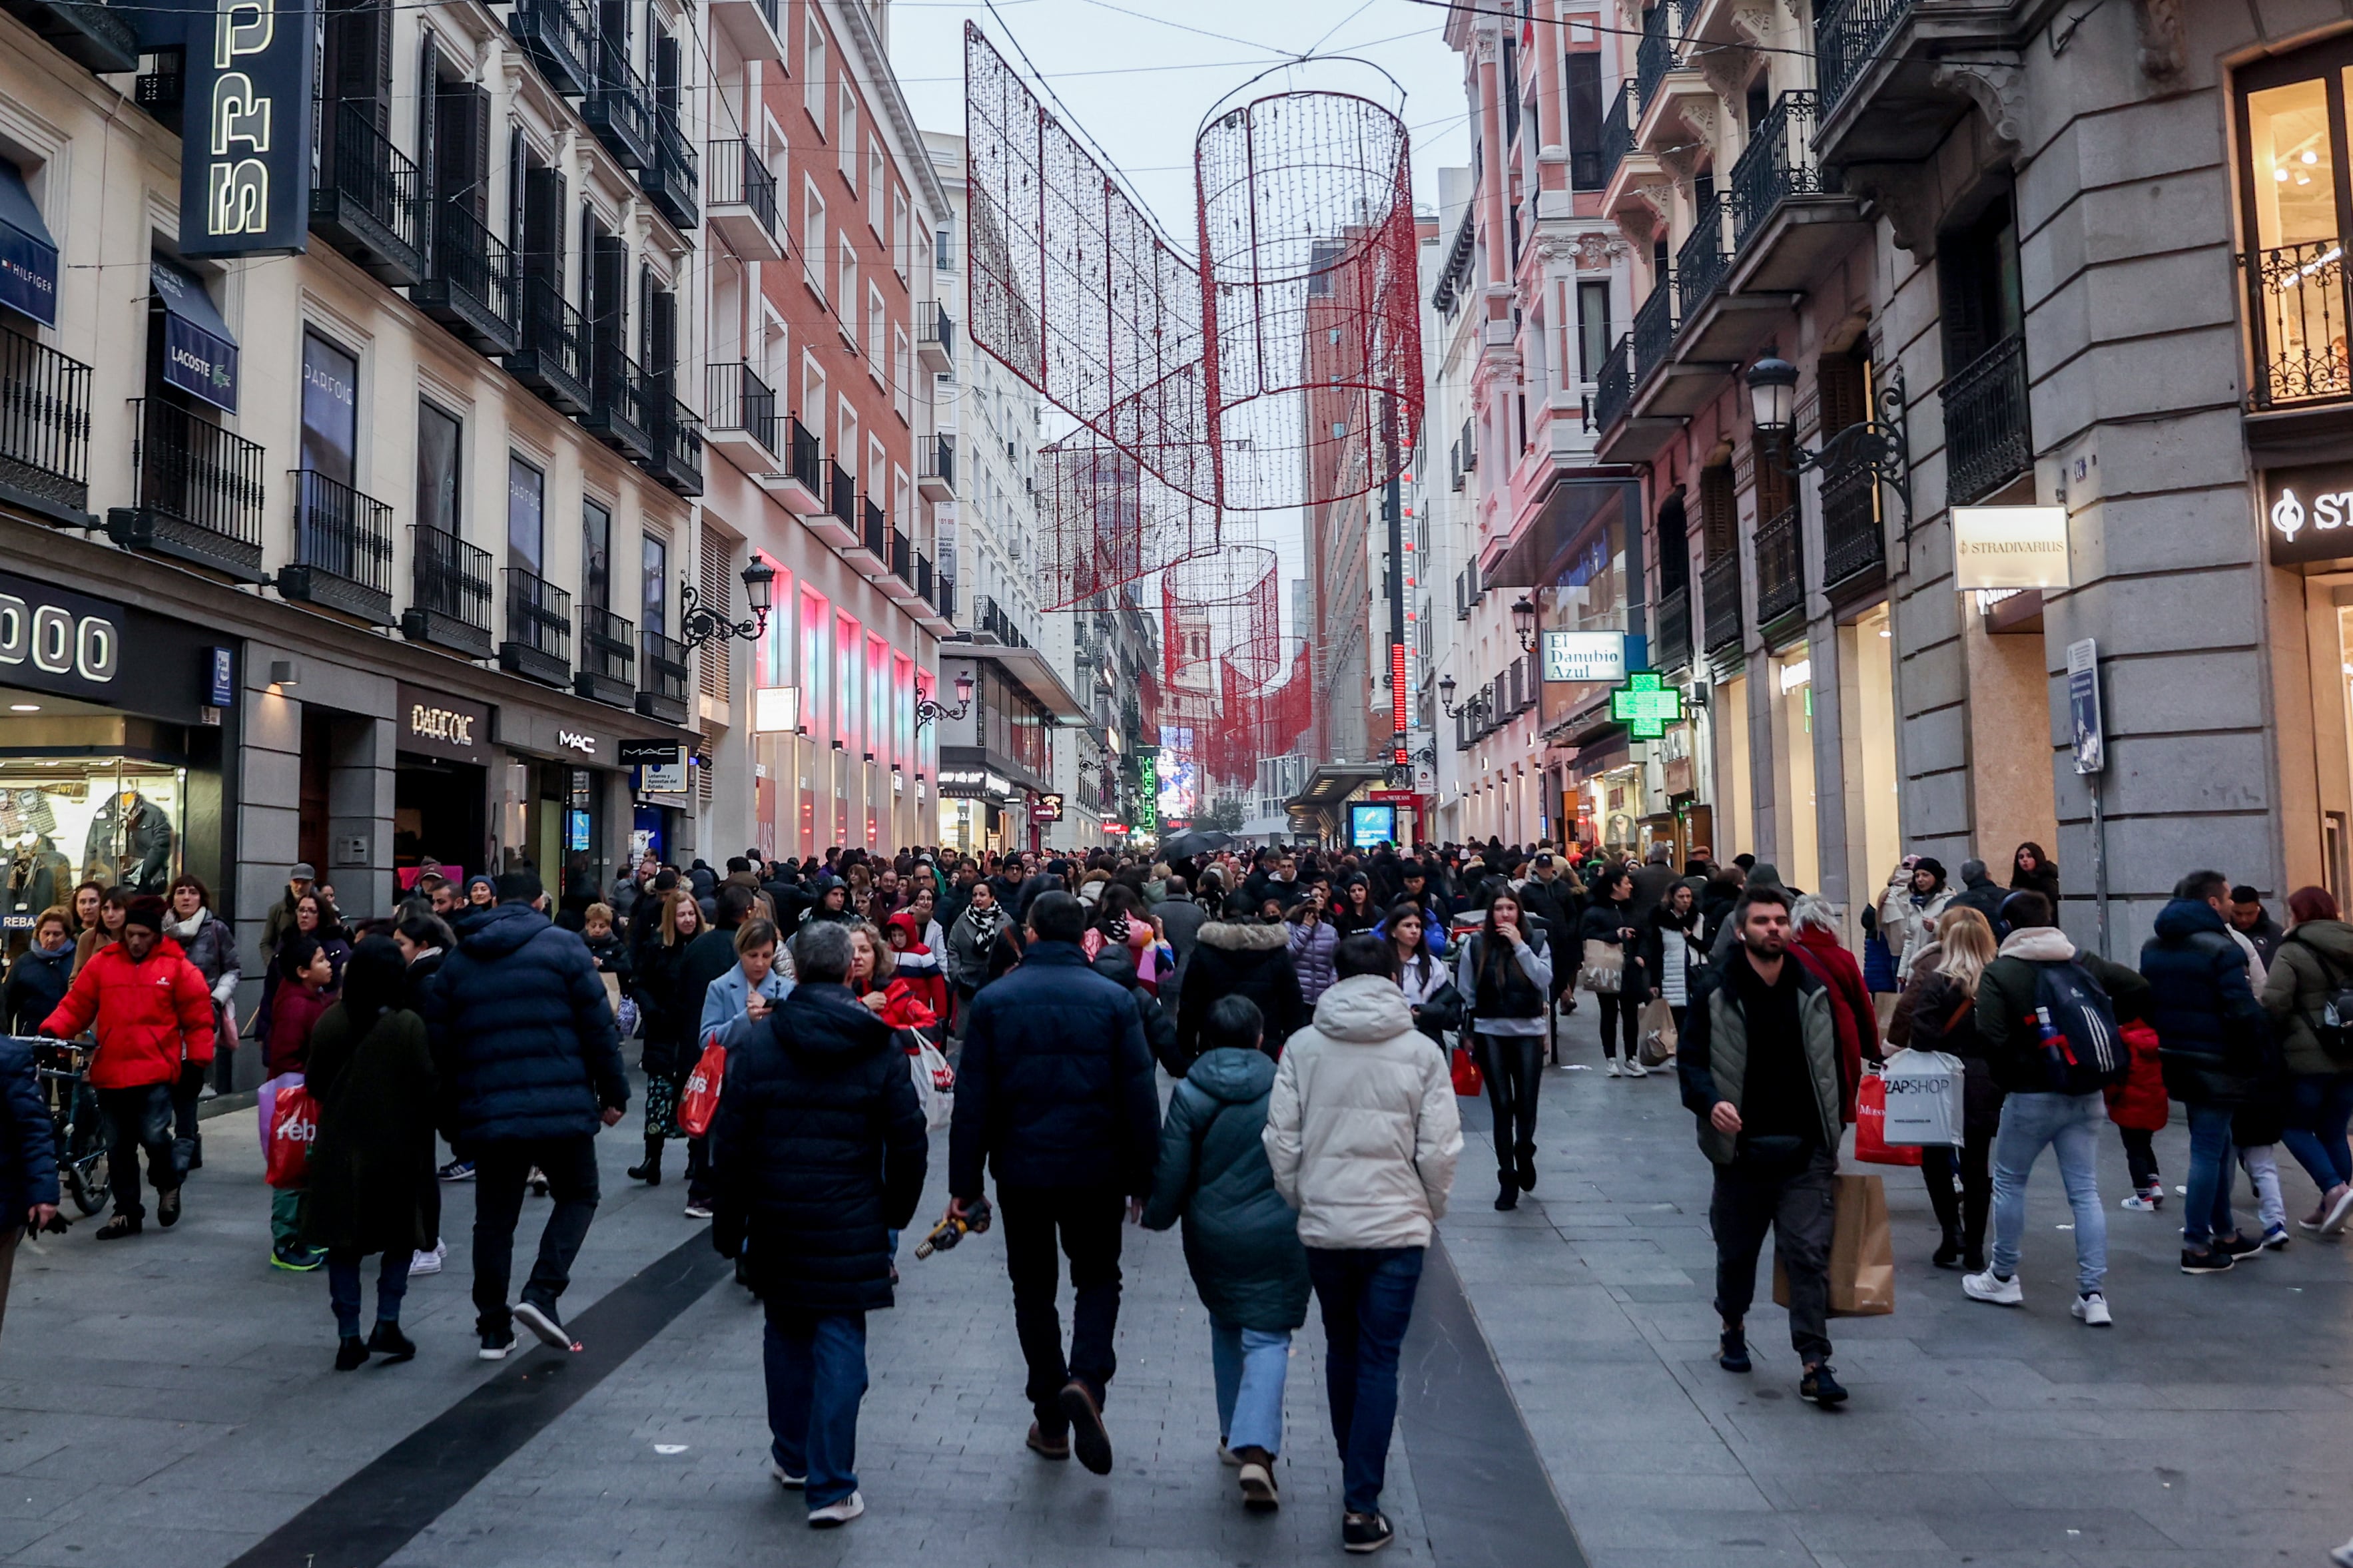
[1495,1170,1518,1211]
[1933,1225,1964,1270]
[627,1139,663,1186]
[1514,1141,1538,1192]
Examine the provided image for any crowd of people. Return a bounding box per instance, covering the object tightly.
[0,832,2344,1557]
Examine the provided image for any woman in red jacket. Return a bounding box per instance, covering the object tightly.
[1788,896,1881,1124]
[41,895,214,1239]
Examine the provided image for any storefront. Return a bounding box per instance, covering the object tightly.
[938,763,1022,855]
[491,707,675,907]
[392,684,490,889]
[0,569,232,935]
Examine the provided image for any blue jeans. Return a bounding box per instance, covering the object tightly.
[2282,1073,2353,1193]
[764,1308,868,1510]
[2183,1101,2239,1250]
[1988,1091,2109,1294]
[1305,1246,1423,1515]
[326,1249,412,1338]
[1209,1318,1291,1455]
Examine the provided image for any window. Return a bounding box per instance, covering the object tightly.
[416,401,461,535]
[867,284,886,381]
[839,244,858,344]
[1566,51,1604,190]
[802,358,827,435]
[300,331,359,487]
[868,142,885,232]
[804,180,826,293]
[934,227,952,272]
[839,399,858,480]
[1576,280,1611,380]
[804,14,826,131]
[892,188,910,278]
[582,498,611,607]
[642,533,668,636]
[507,455,544,573]
[892,326,910,421]
[839,87,858,184]
[2237,38,2353,407]
[1937,195,2022,376]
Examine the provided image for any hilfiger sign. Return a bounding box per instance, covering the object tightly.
[2264,465,2353,566]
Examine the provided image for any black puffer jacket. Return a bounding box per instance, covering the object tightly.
[632,936,702,1077]
[421,902,627,1151]
[1174,921,1308,1073]
[0,1036,56,1225]
[711,983,928,1310]
[948,941,1160,1198]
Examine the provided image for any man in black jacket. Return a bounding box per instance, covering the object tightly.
[711,921,926,1529]
[422,870,625,1360]
[1947,859,2009,929]
[946,891,1160,1476]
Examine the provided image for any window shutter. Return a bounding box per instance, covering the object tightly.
[522,167,563,286]
[655,31,681,109]
[649,288,677,382]
[591,232,627,360]
[1700,464,1736,561]
[1817,347,1869,437]
[471,89,492,224]
[1754,445,1794,524]
[699,541,734,703]
[438,85,489,223]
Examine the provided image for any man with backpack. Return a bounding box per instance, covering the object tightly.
[1964,891,2151,1320]
[2141,870,2272,1274]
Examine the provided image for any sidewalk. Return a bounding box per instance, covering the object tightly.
[1443,1001,2353,1567]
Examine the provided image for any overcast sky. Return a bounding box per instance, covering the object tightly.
[882,0,1475,635]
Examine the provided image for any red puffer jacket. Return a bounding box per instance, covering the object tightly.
[2104,1019,2169,1132]
[42,939,216,1089]
[1790,925,1881,1125]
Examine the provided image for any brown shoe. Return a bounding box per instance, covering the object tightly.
[1234,1445,1279,1508]
[1058,1380,1113,1475]
[1025,1421,1069,1461]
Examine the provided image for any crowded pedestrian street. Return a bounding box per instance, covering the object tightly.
[0,993,2332,1568]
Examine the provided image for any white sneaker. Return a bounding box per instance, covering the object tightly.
[408,1240,447,1277]
[683,1204,713,1220]
[2324,1184,2353,1238]
[1606,1061,1622,1078]
[808,1491,864,1528]
[1218,1441,1241,1467]
[2070,1292,2113,1327]
[1962,1268,2023,1306]
[770,1460,805,1490]
[2120,1195,2159,1212]
[1624,1059,1649,1078]
[2331,1535,2353,1568]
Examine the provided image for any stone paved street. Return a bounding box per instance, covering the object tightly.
[0,1004,2344,1567]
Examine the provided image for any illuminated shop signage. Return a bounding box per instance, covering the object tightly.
[178,0,316,259]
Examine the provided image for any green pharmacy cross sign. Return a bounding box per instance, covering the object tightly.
[1610,671,1684,739]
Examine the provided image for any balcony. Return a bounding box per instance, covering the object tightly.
[1634,276,1676,376]
[500,567,573,687]
[882,527,922,603]
[583,345,651,459]
[916,302,956,376]
[414,205,519,356]
[1598,80,1638,196]
[810,459,858,548]
[1818,0,1911,116]
[911,553,954,634]
[643,391,702,497]
[1592,333,1634,443]
[1674,203,1730,325]
[1945,332,2030,505]
[917,433,955,501]
[311,101,424,287]
[575,603,637,706]
[643,108,698,232]
[847,496,888,573]
[1727,91,1866,294]
[1754,504,1804,631]
[1813,0,2017,172]
[402,526,494,658]
[1701,551,1743,656]
[707,140,780,260]
[509,278,591,413]
[507,0,592,97]
[278,470,395,625]
[635,630,691,724]
[1633,3,1677,109]
[0,329,93,527]
[709,0,782,63]
[133,47,182,134]
[106,401,266,581]
[933,572,958,626]
[976,595,1030,649]
[2241,239,2353,411]
[1656,585,1692,672]
[1820,459,1885,590]
[0,0,136,73]
[761,415,826,515]
[584,41,655,170]
[704,362,776,465]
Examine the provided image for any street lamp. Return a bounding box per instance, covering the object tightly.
[680,558,777,649]
[1437,674,1491,726]
[1511,595,1538,651]
[914,669,975,728]
[1744,355,1913,521]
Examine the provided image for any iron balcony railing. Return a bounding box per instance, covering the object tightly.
[579,603,636,683]
[861,497,887,559]
[646,392,701,496]
[1634,3,1676,108]
[128,399,266,553]
[2240,238,2353,409]
[1754,504,1804,626]
[314,99,424,278]
[1945,332,2031,505]
[507,0,592,95]
[827,459,856,529]
[1593,332,1634,433]
[1656,585,1691,670]
[707,138,777,232]
[915,551,933,602]
[410,525,493,631]
[890,526,912,582]
[934,573,957,623]
[419,204,519,348]
[917,300,956,358]
[585,39,654,167]
[785,413,823,494]
[639,629,689,703]
[288,468,394,593]
[1598,79,1637,190]
[505,567,573,660]
[587,343,650,453]
[518,276,591,401]
[920,432,955,489]
[1730,91,1823,252]
[1633,275,1677,376]
[133,46,182,131]
[1676,202,1730,320]
[1817,0,1912,115]
[1702,551,1743,654]
[1820,459,1884,587]
[705,362,776,451]
[0,328,93,520]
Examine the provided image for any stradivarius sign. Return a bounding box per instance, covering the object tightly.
[178,0,316,258]
[2264,464,2353,567]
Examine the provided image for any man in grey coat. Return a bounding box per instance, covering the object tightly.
[1156,876,1208,1005]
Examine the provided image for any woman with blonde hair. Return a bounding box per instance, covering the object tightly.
[625,890,705,1187]
[1905,907,2003,1271]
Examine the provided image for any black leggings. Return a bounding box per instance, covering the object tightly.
[2119,1125,2160,1190]
[1920,1134,1993,1257]
[1596,991,1641,1060]
[1474,1033,1544,1170]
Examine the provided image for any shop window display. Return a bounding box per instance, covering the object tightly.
[0,759,182,926]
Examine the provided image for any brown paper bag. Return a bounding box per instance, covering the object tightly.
[1637,998,1677,1065]
[1772,1173,1895,1318]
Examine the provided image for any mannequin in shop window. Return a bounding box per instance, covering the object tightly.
[1,790,68,929]
[82,790,174,895]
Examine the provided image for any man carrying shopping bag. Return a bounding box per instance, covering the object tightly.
[1676,887,1851,1408]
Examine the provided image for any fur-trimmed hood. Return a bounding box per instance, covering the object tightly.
[1197,920,1290,953]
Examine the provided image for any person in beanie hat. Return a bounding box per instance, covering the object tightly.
[1879,858,1953,985]
[41,894,214,1239]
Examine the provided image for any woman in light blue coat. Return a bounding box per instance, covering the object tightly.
[697,917,794,1052]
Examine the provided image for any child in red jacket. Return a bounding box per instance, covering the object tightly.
[262,935,339,1270]
[2106,1019,2168,1209]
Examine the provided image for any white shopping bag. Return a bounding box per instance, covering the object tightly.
[1879,1048,1965,1147]
[906,1033,955,1133]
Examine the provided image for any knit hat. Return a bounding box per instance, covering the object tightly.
[124,895,168,931]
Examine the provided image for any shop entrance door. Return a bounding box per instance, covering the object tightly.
[395,759,486,885]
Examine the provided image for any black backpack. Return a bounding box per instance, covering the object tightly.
[2027,960,2127,1094]
[2290,934,2353,1059]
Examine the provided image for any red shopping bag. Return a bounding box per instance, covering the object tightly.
[1854,1072,1921,1166]
[265,1079,320,1189]
[677,1039,726,1138]
[1450,1044,1483,1097]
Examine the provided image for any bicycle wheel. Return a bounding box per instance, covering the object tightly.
[68,1153,109,1216]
